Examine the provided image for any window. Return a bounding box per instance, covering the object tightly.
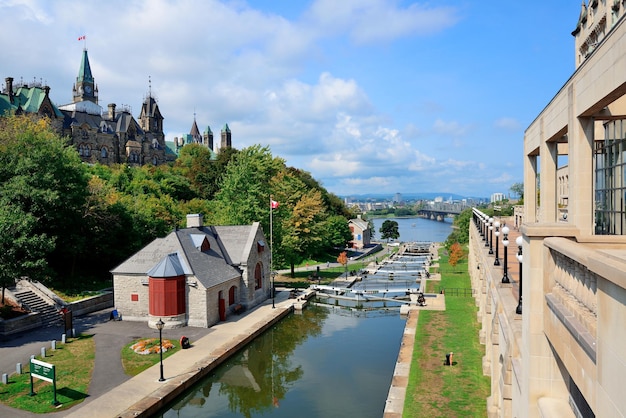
[229,286,237,305]
[101,147,108,158]
[254,263,263,290]
[595,119,626,234]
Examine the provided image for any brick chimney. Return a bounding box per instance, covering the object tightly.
[5,77,14,102]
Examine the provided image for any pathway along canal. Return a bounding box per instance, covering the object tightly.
[157,217,453,417]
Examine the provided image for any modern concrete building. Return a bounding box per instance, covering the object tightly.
[472,2,626,417]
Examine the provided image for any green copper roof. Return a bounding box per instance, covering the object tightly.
[78,49,94,83]
[222,123,230,132]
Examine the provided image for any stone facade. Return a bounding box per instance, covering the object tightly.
[348,215,371,249]
[111,215,271,329]
[472,3,626,417]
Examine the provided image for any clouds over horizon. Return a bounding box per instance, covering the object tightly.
[0,0,542,198]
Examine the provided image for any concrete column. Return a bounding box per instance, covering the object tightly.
[568,84,594,235]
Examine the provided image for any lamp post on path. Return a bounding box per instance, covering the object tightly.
[488,218,494,254]
[501,225,510,283]
[493,221,501,266]
[156,318,165,382]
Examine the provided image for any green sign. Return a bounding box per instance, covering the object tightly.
[30,359,55,383]
[29,359,59,405]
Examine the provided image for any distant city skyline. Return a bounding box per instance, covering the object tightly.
[1,1,577,197]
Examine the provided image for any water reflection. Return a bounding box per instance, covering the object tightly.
[158,305,404,417]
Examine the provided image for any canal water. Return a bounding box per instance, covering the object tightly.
[157,217,452,417]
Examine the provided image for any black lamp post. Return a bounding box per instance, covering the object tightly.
[484,216,489,247]
[271,271,276,308]
[488,217,494,254]
[516,236,523,314]
[501,225,510,283]
[494,221,500,266]
[156,318,165,382]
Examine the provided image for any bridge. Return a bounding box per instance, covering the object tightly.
[417,202,467,221]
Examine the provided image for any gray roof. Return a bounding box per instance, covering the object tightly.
[112,223,263,289]
[349,218,369,230]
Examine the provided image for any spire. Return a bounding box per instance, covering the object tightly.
[77,48,94,84]
[222,123,231,133]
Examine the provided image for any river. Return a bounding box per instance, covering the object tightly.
[157,217,453,417]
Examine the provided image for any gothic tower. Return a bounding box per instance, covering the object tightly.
[221,123,231,150]
[139,78,164,134]
[204,126,214,151]
[72,49,98,104]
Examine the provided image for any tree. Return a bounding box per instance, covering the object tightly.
[448,242,466,271]
[337,251,348,277]
[0,115,89,282]
[380,220,400,241]
[510,182,524,201]
[0,204,54,303]
[323,215,352,249]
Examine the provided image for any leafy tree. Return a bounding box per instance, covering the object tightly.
[337,251,348,277]
[212,145,284,230]
[448,242,466,271]
[0,115,89,282]
[368,219,376,239]
[323,215,352,249]
[280,190,327,276]
[510,182,524,201]
[0,204,54,303]
[445,208,472,251]
[380,220,400,241]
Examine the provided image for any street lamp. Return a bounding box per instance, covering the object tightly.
[484,216,489,247]
[271,271,277,309]
[156,318,165,382]
[516,236,523,314]
[488,218,494,254]
[493,221,500,266]
[501,225,510,283]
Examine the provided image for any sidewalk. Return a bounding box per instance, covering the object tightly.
[0,292,293,417]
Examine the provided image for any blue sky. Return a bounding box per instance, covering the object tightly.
[1,1,578,198]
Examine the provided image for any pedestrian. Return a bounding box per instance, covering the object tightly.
[327,261,330,268]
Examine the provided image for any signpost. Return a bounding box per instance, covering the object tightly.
[30,359,59,405]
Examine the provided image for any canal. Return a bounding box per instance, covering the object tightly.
[157,217,453,417]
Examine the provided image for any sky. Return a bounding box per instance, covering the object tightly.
[0,0,579,198]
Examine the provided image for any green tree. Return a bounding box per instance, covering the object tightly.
[212,145,284,230]
[380,220,400,241]
[510,182,524,201]
[280,190,327,277]
[0,115,89,282]
[448,242,466,271]
[323,215,352,249]
[0,205,54,303]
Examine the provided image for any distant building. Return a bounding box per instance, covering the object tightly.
[170,120,232,157]
[1,48,176,166]
[490,193,505,203]
[348,215,371,249]
[393,193,403,203]
[111,214,270,329]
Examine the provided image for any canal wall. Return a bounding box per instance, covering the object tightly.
[64,296,295,418]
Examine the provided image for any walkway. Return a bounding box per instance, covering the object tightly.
[0,292,293,417]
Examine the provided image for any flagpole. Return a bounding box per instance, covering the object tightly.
[270,197,275,308]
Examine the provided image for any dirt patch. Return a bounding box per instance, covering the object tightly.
[0,299,27,320]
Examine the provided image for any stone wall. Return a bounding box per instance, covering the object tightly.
[0,313,42,337]
[68,291,114,317]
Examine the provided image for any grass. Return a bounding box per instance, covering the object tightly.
[121,338,180,376]
[403,251,489,417]
[0,335,95,413]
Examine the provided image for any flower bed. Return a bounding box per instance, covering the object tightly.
[131,338,174,355]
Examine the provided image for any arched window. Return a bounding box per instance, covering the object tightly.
[101,147,108,158]
[254,263,263,290]
[78,144,84,156]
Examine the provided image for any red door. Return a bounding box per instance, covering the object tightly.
[219,297,226,321]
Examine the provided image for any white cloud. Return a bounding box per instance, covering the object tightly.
[494,117,521,131]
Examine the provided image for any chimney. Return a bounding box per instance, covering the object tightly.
[186,213,204,228]
[5,77,13,102]
[108,103,116,120]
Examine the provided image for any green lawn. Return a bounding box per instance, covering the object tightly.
[404,251,489,417]
[0,335,95,413]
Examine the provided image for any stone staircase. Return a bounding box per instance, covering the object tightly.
[13,288,63,327]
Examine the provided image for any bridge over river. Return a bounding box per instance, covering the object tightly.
[417,202,467,221]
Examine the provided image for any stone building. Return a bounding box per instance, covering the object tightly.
[471,2,626,417]
[348,215,371,249]
[171,119,232,157]
[1,48,175,166]
[111,214,270,329]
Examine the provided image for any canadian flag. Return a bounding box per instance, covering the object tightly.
[271,200,279,209]
[78,35,86,41]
